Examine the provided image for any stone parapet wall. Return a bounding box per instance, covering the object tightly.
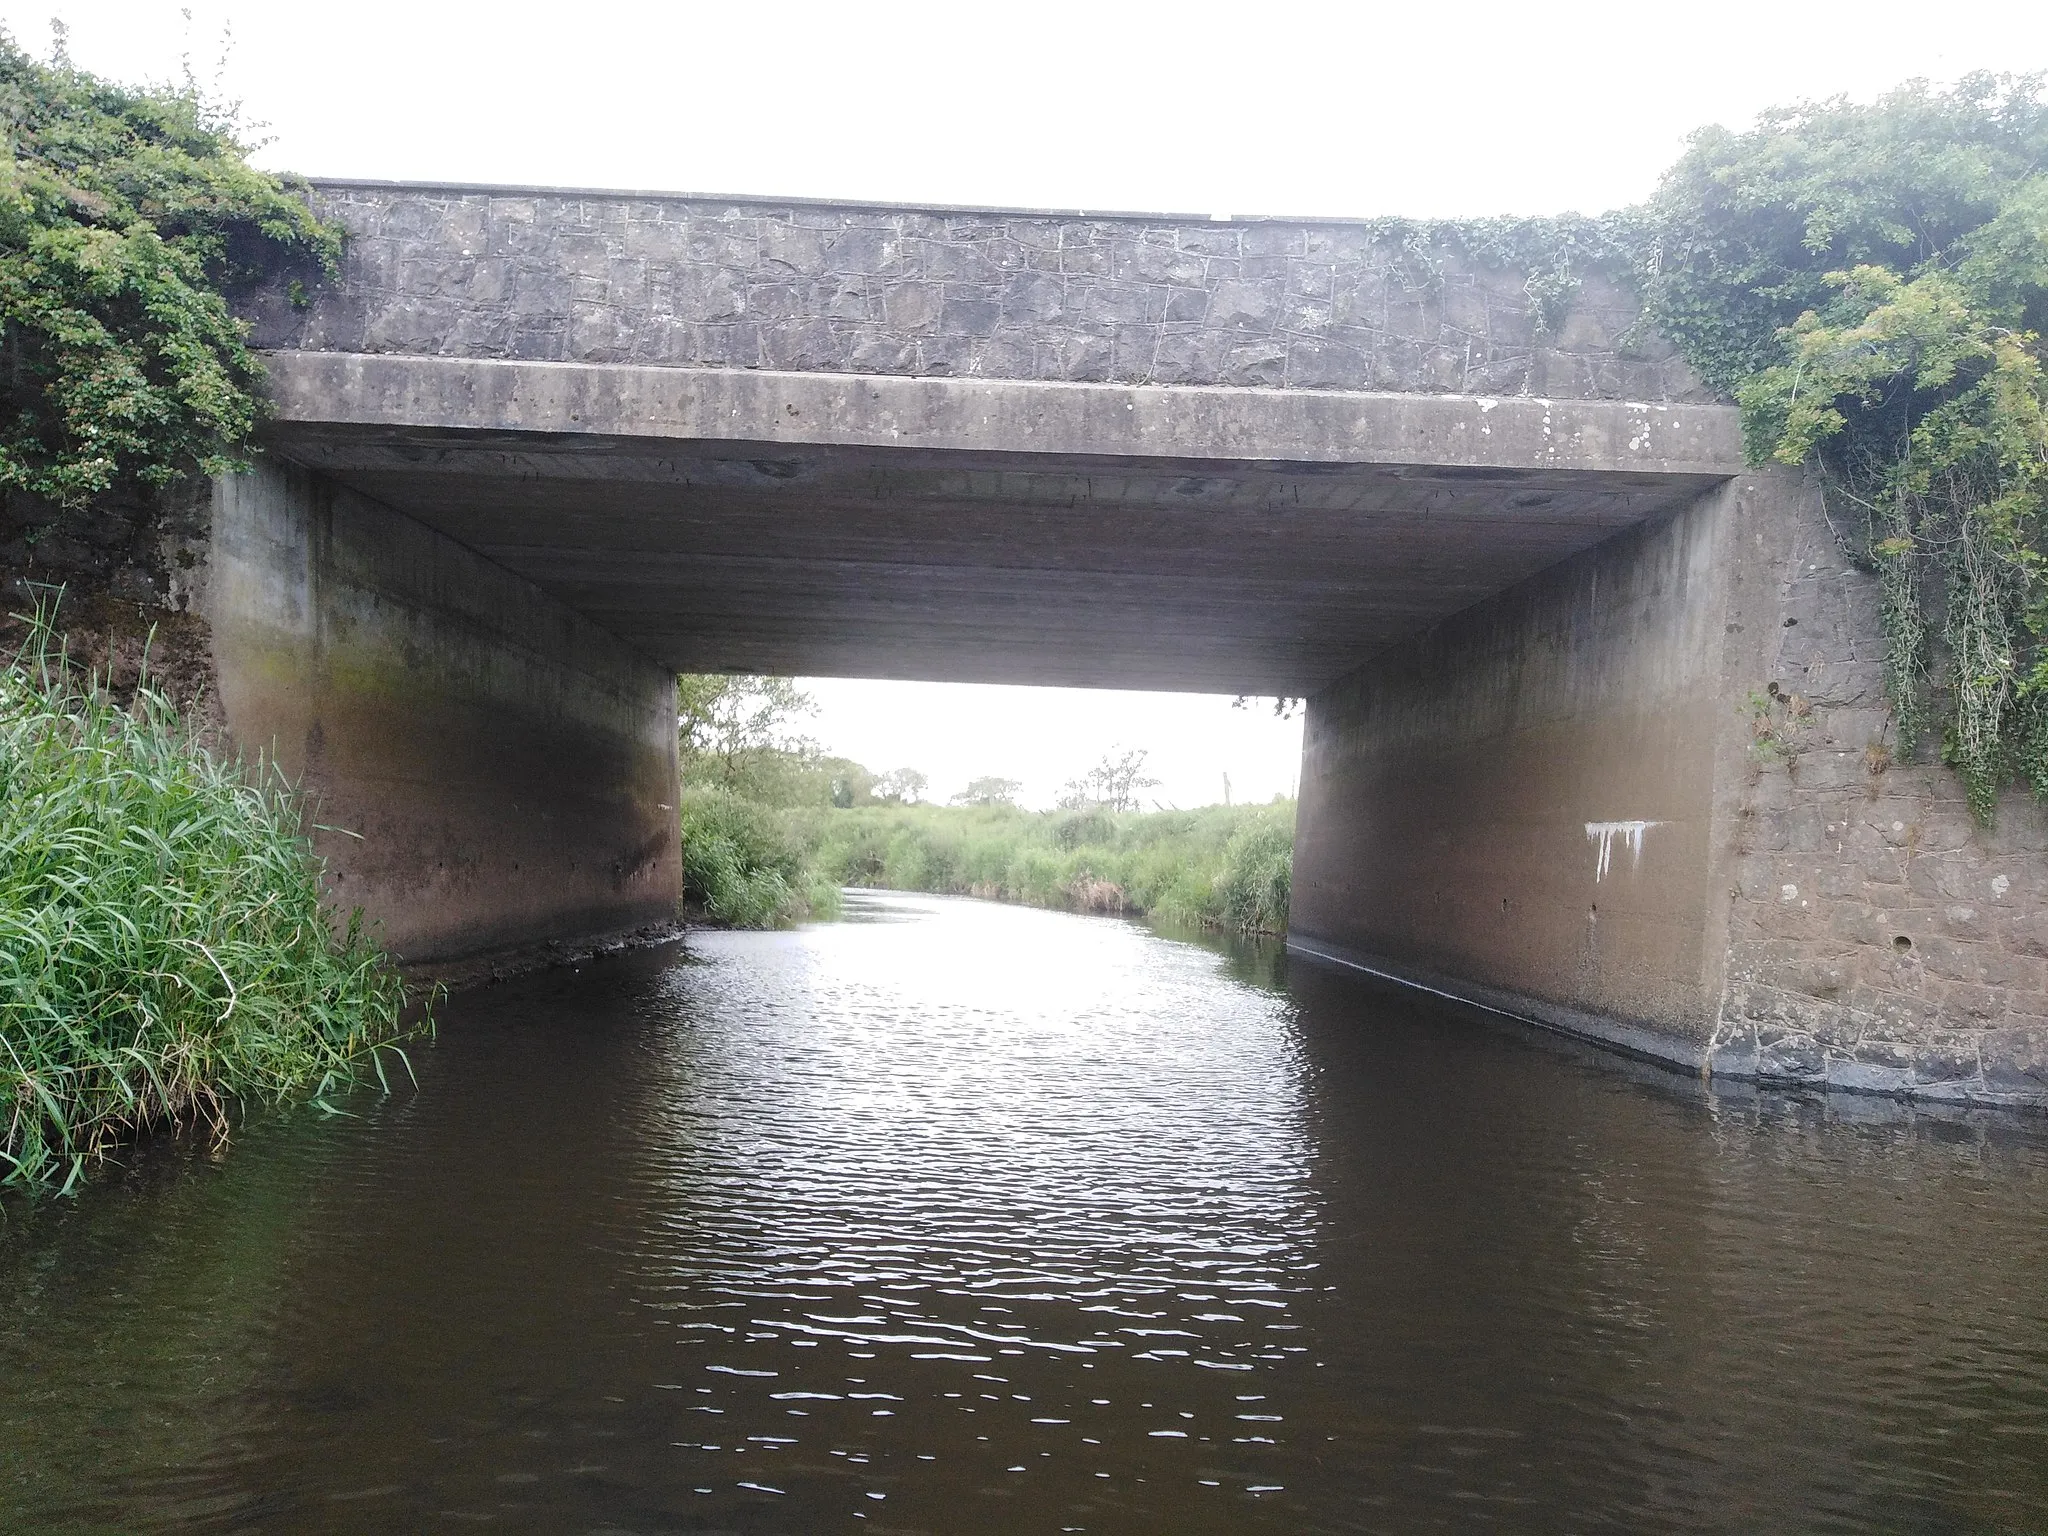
[1714,484,2048,1103]
[242,182,1706,402]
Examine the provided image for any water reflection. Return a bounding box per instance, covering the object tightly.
[2,892,2045,1533]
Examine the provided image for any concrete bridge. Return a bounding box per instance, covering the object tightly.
[169,180,2047,1107]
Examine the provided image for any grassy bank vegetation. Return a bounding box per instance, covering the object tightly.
[675,675,1292,933]
[1,631,415,1195]
[796,799,1293,933]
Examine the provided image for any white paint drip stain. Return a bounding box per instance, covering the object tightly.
[1585,820,1663,881]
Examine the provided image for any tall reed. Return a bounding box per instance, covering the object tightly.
[1,620,418,1195]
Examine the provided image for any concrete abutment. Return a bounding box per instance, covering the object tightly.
[1291,470,2048,1108]
[195,460,681,968]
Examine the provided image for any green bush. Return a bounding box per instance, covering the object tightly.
[0,633,414,1195]
[0,34,339,508]
[1218,813,1293,935]
[678,787,837,927]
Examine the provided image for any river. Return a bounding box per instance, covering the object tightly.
[4,891,2047,1533]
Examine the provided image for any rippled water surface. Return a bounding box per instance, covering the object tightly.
[6,892,2048,1533]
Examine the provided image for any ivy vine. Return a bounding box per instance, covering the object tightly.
[1650,75,2048,822]
[1407,76,2048,824]
[0,30,340,510]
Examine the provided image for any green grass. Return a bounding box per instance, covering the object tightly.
[755,799,1295,934]
[679,786,842,927]
[0,626,418,1196]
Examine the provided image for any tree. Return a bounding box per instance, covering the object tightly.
[0,31,340,508]
[1643,75,2048,819]
[873,766,928,804]
[951,775,1022,807]
[1058,747,1160,812]
[675,674,815,789]
[1232,695,1302,720]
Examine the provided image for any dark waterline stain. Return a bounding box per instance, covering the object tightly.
[4,891,2047,1533]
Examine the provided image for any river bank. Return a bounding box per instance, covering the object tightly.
[0,628,418,1196]
[680,788,1293,934]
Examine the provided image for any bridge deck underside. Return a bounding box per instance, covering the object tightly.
[267,424,1722,694]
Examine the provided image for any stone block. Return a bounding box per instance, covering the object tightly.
[1330,273,1386,329]
[823,226,900,277]
[1241,224,1300,257]
[1287,339,1373,391]
[1464,355,1535,396]
[1281,297,1333,336]
[759,318,839,371]
[1173,227,1242,257]
[1048,334,1113,382]
[759,222,829,274]
[1998,909,2048,959]
[1287,259,1334,301]
[1000,271,1068,322]
[1078,283,1157,328]
[1206,280,1281,329]
[1933,980,2011,1023]
[1110,241,1207,287]
[1827,902,1887,945]
[1057,243,1111,278]
[1219,340,1288,388]
[666,266,746,323]
[1980,1024,2048,1090]
[1938,903,1993,941]
[974,330,1038,380]
[844,331,918,373]
[1149,328,1234,384]
[1846,983,1941,1033]
[939,296,1001,337]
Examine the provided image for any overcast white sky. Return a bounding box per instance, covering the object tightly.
[12,0,2047,806]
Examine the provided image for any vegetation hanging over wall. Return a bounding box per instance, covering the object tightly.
[0,30,337,509]
[1403,77,2048,822]
[1652,78,2048,821]
[1,624,415,1196]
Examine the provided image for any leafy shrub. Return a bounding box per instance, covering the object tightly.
[0,35,339,507]
[1641,75,2048,819]
[678,787,834,927]
[1218,813,1293,935]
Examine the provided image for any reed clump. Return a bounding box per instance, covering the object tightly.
[1,625,416,1195]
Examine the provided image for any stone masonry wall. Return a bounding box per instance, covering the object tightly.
[243,182,1706,403]
[1713,483,2048,1105]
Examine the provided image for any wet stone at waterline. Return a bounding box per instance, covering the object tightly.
[3,893,2047,1533]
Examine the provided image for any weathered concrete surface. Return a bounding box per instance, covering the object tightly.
[1293,470,2048,1108]
[1292,480,1739,1046]
[245,181,1705,402]
[197,460,680,965]
[255,354,1737,693]
[258,353,1739,472]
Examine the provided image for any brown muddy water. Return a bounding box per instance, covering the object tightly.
[4,891,2048,1534]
